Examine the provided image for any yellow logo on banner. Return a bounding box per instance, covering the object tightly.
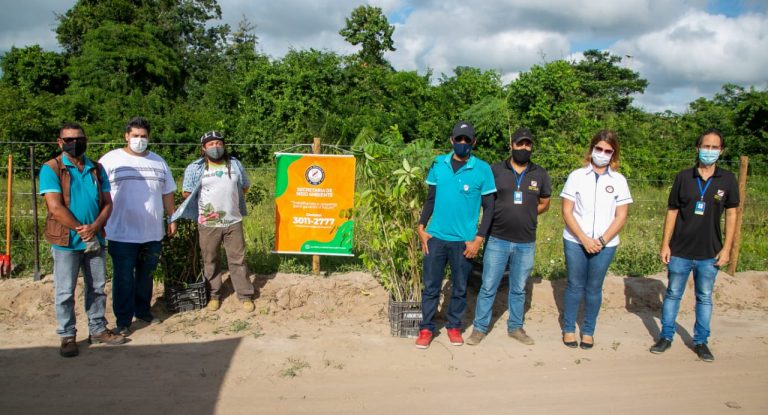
[274,153,356,256]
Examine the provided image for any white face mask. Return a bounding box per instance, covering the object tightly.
[591,148,611,167]
[129,136,148,153]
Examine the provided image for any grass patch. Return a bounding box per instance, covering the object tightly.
[229,319,250,333]
[4,169,768,280]
[280,357,310,378]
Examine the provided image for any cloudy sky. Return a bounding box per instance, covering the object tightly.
[1,0,766,113]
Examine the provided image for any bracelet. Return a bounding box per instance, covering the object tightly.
[598,236,607,246]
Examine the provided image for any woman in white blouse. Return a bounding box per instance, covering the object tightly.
[559,130,633,349]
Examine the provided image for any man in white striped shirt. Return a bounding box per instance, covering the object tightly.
[99,116,177,335]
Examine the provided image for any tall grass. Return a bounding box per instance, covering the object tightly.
[3,169,767,279]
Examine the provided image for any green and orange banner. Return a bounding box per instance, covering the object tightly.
[274,153,356,256]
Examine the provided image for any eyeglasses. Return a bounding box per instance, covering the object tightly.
[593,146,614,156]
[60,136,86,144]
[453,136,473,144]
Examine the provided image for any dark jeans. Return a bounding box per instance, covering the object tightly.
[419,237,471,332]
[108,240,162,327]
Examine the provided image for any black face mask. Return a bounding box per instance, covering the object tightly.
[62,141,87,158]
[511,149,531,164]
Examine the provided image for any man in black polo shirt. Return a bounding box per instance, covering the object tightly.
[466,127,551,346]
[651,129,739,362]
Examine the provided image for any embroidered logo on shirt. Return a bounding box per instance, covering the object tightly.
[714,189,725,201]
[530,180,537,187]
[463,184,469,192]
[305,166,325,185]
[605,185,614,193]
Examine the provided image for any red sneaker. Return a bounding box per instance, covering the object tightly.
[415,329,433,349]
[446,328,464,346]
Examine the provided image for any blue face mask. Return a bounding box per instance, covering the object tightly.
[698,148,720,166]
[453,142,472,158]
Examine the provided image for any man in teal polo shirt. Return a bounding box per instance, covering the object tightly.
[415,121,496,349]
[39,123,126,357]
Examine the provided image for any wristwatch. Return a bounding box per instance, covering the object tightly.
[598,236,607,246]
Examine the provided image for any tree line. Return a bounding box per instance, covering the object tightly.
[1,1,766,181]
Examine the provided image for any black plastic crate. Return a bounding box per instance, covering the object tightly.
[164,279,208,313]
[388,298,422,338]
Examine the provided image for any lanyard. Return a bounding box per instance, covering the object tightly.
[696,177,711,201]
[513,166,528,190]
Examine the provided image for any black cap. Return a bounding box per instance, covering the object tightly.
[452,121,475,139]
[511,127,534,144]
[200,130,224,145]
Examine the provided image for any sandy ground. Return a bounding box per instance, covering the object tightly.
[0,270,766,415]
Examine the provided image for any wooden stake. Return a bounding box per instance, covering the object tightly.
[727,156,748,276]
[312,137,321,275]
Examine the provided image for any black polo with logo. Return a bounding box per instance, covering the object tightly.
[489,159,552,243]
[668,166,740,260]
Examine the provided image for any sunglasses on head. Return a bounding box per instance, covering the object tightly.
[60,136,86,144]
[593,146,614,156]
[454,136,473,144]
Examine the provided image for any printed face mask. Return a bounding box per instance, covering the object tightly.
[591,148,611,167]
[129,136,148,153]
[698,148,720,166]
[205,146,225,160]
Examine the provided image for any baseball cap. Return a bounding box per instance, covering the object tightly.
[511,127,534,144]
[452,121,475,139]
[200,130,224,145]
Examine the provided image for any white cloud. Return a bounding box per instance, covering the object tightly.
[0,0,69,52]
[390,5,571,81]
[610,11,768,113]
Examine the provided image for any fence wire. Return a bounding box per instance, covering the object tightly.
[1,143,766,275]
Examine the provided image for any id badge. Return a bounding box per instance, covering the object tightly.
[514,191,523,205]
[695,201,705,215]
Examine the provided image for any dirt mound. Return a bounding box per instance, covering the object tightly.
[0,272,391,327]
[251,272,388,321]
[0,271,765,329]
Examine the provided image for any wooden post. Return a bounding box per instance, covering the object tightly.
[312,137,321,275]
[30,146,41,281]
[728,156,748,276]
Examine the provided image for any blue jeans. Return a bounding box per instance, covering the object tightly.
[52,247,108,337]
[660,256,718,345]
[562,239,617,336]
[108,240,162,327]
[473,237,535,333]
[420,237,471,332]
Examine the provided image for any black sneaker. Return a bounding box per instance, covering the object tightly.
[650,338,672,354]
[694,343,714,362]
[113,326,131,336]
